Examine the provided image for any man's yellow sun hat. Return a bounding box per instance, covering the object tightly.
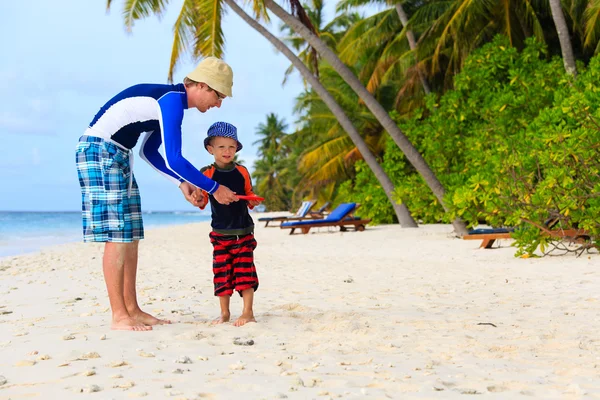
[186,57,233,97]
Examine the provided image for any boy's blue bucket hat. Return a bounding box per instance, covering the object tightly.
[204,122,243,152]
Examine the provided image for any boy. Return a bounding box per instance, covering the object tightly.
[193,122,262,327]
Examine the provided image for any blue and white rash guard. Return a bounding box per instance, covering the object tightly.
[84,83,219,194]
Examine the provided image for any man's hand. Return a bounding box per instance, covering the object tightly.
[212,185,239,205]
[179,182,202,207]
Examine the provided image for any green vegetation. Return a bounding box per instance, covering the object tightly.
[107,0,600,254]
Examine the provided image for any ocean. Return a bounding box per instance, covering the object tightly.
[0,211,211,258]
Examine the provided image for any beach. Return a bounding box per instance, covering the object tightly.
[1,216,599,399]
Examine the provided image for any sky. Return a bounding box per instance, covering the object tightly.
[0,1,308,211]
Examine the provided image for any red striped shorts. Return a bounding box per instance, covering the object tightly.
[209,232,259,296]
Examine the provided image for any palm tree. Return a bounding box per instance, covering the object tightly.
[583,0,600,52]
[410,0,547,83]
[395,2,432,95]
[105,0,417,227]
[337,0,431,96]
[263,0,465,234]
[254,113,288,157]
[549,0,578,75]
[252,114,292,211]
[224,0,417,227]
[290,74,386,195]
[335,8,427,113]
[280,0,359,83]
[253,157,292,210]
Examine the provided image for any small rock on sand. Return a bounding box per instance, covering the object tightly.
[80,384,102,393]
[113,381,135,389]
[110,361,129,367]
[233,338,254,346]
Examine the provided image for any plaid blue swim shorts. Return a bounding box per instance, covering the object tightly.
[75,135,144,243]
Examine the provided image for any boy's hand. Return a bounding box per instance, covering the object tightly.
[248,199,262,207]
[213,185,238,205]
[180,182,202,207]
[191,188,207,208]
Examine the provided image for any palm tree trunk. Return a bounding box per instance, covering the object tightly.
[223,0,418,227]
[395,3,431,95]
[263,0,467,235]
[549,0,577,76]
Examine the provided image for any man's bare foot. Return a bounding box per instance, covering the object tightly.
[130,310,171,326]
[234,313,256,327]
[212,313,231,325]
[112,317,152,331]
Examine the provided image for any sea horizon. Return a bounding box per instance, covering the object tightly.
[0,210,214,259]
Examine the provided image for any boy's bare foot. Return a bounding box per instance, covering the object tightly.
[234,312,256,327]
[212,313,231,324]
[112,316,152,331]
[130,310,171,326]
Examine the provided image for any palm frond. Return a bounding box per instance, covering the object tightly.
[122,0,169,32]
[168,0,195,82]
[245,0,270,21]
[585,0,600,50]
[304,153,351,185]
[335,0,386,12]
[192,0,226,57]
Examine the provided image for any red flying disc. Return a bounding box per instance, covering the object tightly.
[237,195,265,201]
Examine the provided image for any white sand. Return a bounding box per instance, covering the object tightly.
[0,217,599,399]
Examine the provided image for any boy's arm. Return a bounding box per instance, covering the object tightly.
[193,167,213,209]
[157,92,220,194]
[236,165,260,209]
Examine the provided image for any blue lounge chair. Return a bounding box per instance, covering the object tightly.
[257,200,315,227]
[280,203,371,235]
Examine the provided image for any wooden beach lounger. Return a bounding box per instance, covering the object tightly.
[257,200,315,227]
[463,227,589,249]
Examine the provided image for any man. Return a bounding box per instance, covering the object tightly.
[75,57,239,331]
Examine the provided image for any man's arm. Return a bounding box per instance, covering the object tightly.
[138,130,184,186]
[157,92,219,194]
[139,132,204,205]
